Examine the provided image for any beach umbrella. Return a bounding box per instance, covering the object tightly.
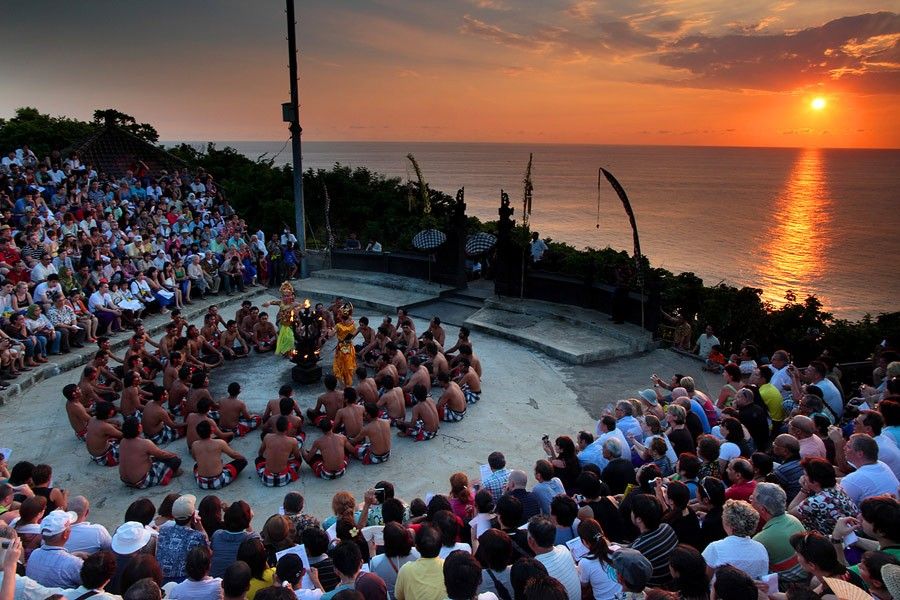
[465,232,497,256]
[412,229,446,250]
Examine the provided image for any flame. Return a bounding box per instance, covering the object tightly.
[302,299,311,309]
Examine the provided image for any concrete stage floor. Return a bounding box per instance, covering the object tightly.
[0,300,720,531]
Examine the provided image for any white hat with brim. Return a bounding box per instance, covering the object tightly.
[39,509,78,537]
[881,564,900,600]
[111,521,154,555]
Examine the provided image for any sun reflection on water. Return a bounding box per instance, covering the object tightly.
[759,148,832,308]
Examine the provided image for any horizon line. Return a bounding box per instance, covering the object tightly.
[161,139,900,151]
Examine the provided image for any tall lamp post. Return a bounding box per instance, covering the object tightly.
[284,0,307,277]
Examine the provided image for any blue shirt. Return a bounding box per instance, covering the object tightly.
[689,398,711,433]
[577,440,608,470]
[25,545,83,589]
[483,468,511,500]
[533,478,566,515]
[156,525,209,582]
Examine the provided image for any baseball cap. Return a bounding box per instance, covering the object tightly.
[133,235,143,242]
[638,389,658,406]
[40,509,78,536]
[611,548,652,591]
[112,521,153,554]
[171,494,197,520]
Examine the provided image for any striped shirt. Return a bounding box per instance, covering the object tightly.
[630,523,678,588]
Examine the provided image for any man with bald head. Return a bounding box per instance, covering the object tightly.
[64,496,112,554]
[788,416,826,459]
[772,434,803,502]
[504,469,541,521]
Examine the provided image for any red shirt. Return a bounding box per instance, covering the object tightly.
[724,479,757,502]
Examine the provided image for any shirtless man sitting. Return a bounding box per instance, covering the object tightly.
[185,398,234,449]
[174,337,209,372]
[90,350,122,392]
[397,384,440,441]
[425,343,450,382]
[374,354,399,388]
[220,320,249,360]
[239,306,260,342]
[427,316,446,348]
[253,312,277,353]
[263,396,307,447]
[334,388,364,438]
[187,324,223,368]
[263,384,302,426]
[256,416,302,487]
[168,365,191,416]
[403,356,431,396]
[455,358,482,405]
[355,316,374,352]
[360,325,389,367]
[162,351,184,391]
[435,372,467,422]
[119,416,182,489]
[453,344,483,379]
[80,365,118,406]
[192,420,248,490]
[64,384,91,442]
[157,323,180,361]
[397,322,418,355]
[355,366,379,405]
[376,376,406,426]
[185,372,219,420]
[306,374,343,428]
[142,386,186,446]
[349,403,392,464]
[302,418,353,480]
[386,343,408,381]
[444,326,472,357]
[120,371,151,420]
[218,382,262,437]
[85,402,123,466]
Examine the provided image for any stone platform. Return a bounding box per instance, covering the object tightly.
[465,296,656,364]
[291,269,453,313]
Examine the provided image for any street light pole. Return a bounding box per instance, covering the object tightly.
[286,0,307,277]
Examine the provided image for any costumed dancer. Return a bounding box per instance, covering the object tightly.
[263,281,297,357]
[333,301,357,387]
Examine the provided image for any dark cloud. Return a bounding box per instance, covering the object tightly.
[657,12,900,94]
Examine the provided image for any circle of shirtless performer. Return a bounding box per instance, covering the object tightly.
[118,416,183,489]
[256,416,303,487]
[397,383,440,441]
[302,418,353,480]
[191,420,248,490]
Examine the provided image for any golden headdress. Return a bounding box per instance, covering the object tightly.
[340,301,354,317]
[279,281,295,297]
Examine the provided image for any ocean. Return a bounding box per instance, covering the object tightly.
[178,141,900,319]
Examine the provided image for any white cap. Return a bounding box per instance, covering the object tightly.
[40,509,78,536]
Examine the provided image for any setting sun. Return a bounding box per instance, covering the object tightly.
[811,97,827,111]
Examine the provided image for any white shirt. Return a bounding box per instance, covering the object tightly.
[31,261,58,283]
[770,366,793,400]
[697,334,720,358]
[876,433,900,478]
[701,535,769,580]
[65,521,113,554]
[167,576,223,600]
[578,556,622,600]
[530,238,548,261]
[840,461,900,505]
[535,546,582,600]
[438,542,472,559]
[89,291,113,312]
[815,377,843,419]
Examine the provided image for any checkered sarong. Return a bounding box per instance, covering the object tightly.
[309,456,348,480]
[462,385,480,405]
[125,459,175,489]
[149,424,180,445]
[221,415,262,437]
[355,443,390,465]
[194,463,240,490]
[439,405,466,422]
[90,440,120,466]
[255,457,300,487]
[409,419,437,441]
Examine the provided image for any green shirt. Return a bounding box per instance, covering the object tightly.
[753,513,805,568]
[850,545,900,579]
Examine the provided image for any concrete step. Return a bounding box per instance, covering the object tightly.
[441,294,484,309]
[310,269,452,296]
[407,300,481,327]
[465,306,633,364]
[292,278,441,315]
[0,286,270,405]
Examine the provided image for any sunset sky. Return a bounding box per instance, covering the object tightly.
[1,1,898,148]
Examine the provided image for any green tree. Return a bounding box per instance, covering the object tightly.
[92,109,159,143]
[0,107,94,157]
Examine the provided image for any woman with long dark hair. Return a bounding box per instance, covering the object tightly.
[575,518,621,599]
[543,435,582,493]
[670,544,710,600]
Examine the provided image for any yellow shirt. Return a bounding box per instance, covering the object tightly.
[760,383,786,421]
[246,567,275,600]
[394,557,445,600]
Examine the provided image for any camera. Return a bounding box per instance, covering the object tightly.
[541,434,549,443]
